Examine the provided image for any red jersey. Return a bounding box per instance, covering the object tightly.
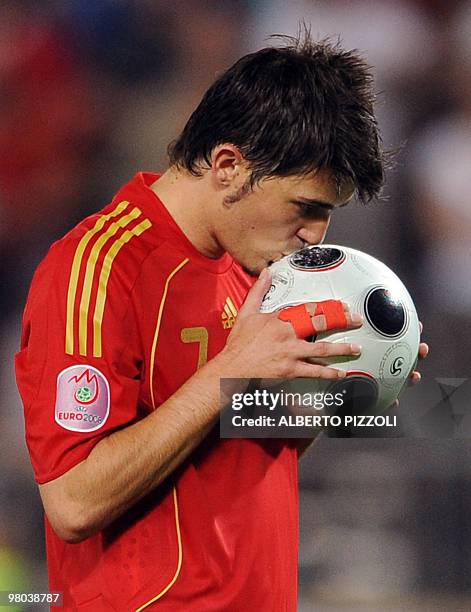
[15,173,299,611]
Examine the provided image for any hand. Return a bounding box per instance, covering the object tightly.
[409,321,429,386]
[219,269,363,380]
[388,322,429,410]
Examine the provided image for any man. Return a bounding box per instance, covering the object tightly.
[16,34,427,610]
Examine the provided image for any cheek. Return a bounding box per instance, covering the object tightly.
[249,213,300,236]
[232,202,299,245]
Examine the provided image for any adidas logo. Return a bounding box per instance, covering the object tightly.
[221,296,238,329]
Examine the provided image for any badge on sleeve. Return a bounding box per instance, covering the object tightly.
[55,365,110,432]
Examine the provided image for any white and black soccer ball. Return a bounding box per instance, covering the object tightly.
[260,244,420,414]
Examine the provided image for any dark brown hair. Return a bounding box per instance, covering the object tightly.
[169,31,386,203]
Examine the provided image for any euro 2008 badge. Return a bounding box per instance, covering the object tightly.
[55,365,110,432]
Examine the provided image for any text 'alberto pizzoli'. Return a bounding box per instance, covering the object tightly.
[230,389,397,429]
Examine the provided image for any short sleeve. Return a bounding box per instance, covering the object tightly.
[15,230,146,484]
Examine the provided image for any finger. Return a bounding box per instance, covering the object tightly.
[300,341,362,360]
[305,300,353,314]
[310,311,363,333]
[239,268,272,318]
[277,301,363,339]
[418,342,429,360]
[306,300,338,312]
[408,371,421,386]
[294,362,347,379]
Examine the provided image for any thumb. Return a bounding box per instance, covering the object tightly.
[238,268,272,319]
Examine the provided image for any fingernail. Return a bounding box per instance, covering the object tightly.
[351,343,362,354]
[337,369,347,378]
[351,313,363,325]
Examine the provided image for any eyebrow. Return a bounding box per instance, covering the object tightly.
[292,198,349,210]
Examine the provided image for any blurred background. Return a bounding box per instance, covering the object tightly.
[1,0,471,610]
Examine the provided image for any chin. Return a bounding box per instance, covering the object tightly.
[229,251,266,277]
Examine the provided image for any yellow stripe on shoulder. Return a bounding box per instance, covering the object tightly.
[78,207,142,356]
[65,201,129,355]
[92,217,152,358]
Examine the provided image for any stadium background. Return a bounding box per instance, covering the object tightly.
[1,1,471,609]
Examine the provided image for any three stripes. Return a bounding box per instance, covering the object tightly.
[65,201,152,358]
[221,296,238,329]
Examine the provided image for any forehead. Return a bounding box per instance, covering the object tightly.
[266,169,355,206]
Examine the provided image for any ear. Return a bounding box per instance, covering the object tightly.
[211,144,247,188]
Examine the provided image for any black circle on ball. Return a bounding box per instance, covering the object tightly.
[328,376,379,416]
[290,246,344,270]
[365,287,407,337]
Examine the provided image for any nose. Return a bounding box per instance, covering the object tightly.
[296,218,330,246]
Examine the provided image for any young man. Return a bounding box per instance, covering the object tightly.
[16,35,427,610]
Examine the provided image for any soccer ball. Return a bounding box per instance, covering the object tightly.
[260,244,420,415]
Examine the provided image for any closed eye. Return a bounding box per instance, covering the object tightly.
[292,200,333,218]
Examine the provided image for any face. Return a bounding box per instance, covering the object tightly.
[215,169,354,276]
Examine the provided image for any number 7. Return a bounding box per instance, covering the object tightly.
[181,327,209,369]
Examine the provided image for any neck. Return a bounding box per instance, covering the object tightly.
[150,167,224,258]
